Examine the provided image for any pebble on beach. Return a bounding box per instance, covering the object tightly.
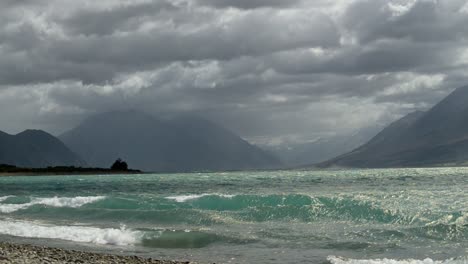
[0,242,196,264]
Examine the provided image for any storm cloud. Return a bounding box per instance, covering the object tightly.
[0,0,467,143]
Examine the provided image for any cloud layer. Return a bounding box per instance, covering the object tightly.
[1,0,467,142]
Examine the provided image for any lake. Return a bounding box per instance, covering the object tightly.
[0,168,467,263]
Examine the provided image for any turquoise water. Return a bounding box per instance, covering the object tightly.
[0,168,467,263]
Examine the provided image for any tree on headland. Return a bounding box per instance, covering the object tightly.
[111,158,128,171]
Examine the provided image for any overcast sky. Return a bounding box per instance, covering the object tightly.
[1,0,468,144]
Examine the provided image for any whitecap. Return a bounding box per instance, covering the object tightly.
[0,196,14,202]
[0,196,106,213]
[327,256,467,264]
[165,193,235,203]
[0,219,141,246]
[31,196,106,208]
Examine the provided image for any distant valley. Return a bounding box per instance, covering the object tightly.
[259,125,382,167]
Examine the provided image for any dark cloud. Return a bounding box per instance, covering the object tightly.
[344,0,468,43]
[195,0,302,9]
[270,40,462,77]
[62,1,178,36]
[0,0,467,143]
[0,3,339,85]
[0,0,44,8]
[52,14,338,65]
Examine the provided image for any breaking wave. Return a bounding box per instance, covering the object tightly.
[1,194,466,243]
[0,196,13,202]
[0,196,106,213]
[164,193,406,223]
[166,193,235,202]
[3,194,466,230]
[0,219,140,246]
[0,219,249,248]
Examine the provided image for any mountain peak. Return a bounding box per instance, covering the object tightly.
[16,129,51,137]
[60,112,281,172]
[0,129,84,168]
[85,110,156,122]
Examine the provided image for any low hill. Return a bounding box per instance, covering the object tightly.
[0,129,85,168]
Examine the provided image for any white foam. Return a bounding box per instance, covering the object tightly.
[0,219,141,246]
[166,194,208,202]
[166,193,235,203]
[0,196,13,202]
[0,196,106,213]
[327,256,467,264]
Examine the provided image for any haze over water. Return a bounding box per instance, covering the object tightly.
[0,168,467,264]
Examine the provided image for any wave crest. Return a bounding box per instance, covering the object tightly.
[0,219,247,248]
[166,193,235,202]
[165,194,404,223]
[0,196,14,202]
[0,219,140,246]
[0,196,106,213]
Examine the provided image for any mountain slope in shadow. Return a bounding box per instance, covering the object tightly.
[319,85,468,168]
[0,129,85,168]
[60,111,281,172]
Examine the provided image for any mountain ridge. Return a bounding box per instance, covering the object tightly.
[319,85,468,168]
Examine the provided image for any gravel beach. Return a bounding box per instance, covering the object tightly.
[0,242,197,264]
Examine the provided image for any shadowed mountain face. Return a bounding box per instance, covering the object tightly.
[59,111,281,172]
[320,85,468,168]
[0,130,85,168]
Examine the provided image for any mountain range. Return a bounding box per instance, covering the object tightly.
[59,111,281,172]
[2,85,468,171]
[320,85,468,168]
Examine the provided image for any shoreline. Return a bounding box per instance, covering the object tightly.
[0,171,144,177]
[0,242,196,264]
[0,164,143,177]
